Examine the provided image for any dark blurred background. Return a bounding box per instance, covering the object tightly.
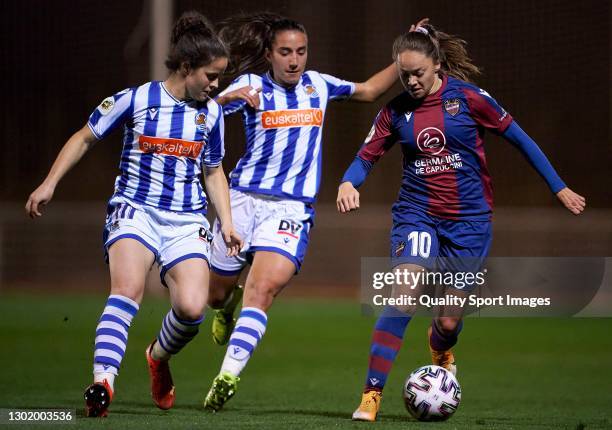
[0,0,610,294]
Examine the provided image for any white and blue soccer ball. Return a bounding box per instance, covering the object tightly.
[403,365,461,421]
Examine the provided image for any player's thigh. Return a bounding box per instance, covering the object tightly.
[165,257,210,320]
[243,251,296,310]
[390,262,430,315]
[436,219,492,320]
[107,238,156,303]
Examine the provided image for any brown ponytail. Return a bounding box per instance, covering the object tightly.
[165,11,228,71]
[392,24,481,83]
[217,12,307,78]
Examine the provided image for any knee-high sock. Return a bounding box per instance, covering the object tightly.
[220,307,267,377]
[364,306,411,392]
[93,295,139,388]
[153,309,204,361]
[429,320,463,351]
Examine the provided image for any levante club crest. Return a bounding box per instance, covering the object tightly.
[444,98,461,116]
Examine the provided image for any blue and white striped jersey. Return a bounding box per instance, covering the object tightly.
[88,81,224,213]
[221,71,355,203]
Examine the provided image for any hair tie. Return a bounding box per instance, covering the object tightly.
[415,26,429,35]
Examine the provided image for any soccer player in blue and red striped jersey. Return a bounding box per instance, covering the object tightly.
[26,11,242,417]
[337,23,586,421]
[202,14,423,411]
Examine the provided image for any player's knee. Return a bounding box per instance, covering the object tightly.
[173,302,205,322]
[251,278,280,298]
[110,283,144,303]
[245,278,281,309]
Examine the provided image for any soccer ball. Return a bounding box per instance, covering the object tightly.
[403,365,461,421]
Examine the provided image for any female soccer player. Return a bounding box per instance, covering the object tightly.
[336,24,586,421]
[25,11,242,418]
[201,13,427,411]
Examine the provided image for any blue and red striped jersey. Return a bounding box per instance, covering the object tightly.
[357,75,512,220]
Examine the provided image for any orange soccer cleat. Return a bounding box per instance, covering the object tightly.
[427,326,457,376]
[145,341,176,409]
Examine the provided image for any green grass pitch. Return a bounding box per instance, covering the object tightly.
[0,293,610,429]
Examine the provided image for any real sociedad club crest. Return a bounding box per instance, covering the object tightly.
[194,112,207,130]
[194,112,209,137]
[303,85,319,98]
[444,98,461,116]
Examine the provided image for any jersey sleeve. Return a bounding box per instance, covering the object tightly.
[217,74,252,116]
[87,88,134,140]
[462,87,513,134]
[203,104,225,167]
[356,105,396,163]
[320,73,356,101]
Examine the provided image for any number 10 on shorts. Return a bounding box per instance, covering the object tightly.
[407,231,431,258]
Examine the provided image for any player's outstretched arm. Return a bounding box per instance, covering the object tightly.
[337,182,361,213]
[203,165,243,256]
[351,17,429,102]
[25,125,98,218]
[502,121,586,215]
[556,187,586,215]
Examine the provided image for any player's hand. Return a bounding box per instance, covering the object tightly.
[25,183,55,219]
[220,86,262,109]
[556,187,586,215]
[409,17,430,32]
[221,225,244,257]
[337,182,360,213]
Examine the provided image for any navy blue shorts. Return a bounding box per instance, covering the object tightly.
[390,208,492,274]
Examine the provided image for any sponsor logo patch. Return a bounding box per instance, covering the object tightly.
[277,219,303,240]
[416,127,446,156]
[443,98,461,116]
[99,97,115,115]
[262,108,323,129]
[199,227,213,244]
[395,241,406,257]
[138,135,204,159]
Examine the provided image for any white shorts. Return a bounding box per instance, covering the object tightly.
[103,195,213,286]
[210,189,314,275]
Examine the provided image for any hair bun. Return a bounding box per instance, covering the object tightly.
[172,11,215,45]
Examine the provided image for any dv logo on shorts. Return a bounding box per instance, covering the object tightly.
[199,227,213,244]
[416,127,446,156]
[277,220,302,240]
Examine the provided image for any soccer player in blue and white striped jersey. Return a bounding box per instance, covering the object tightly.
[202,13,410,411]
[26,11,242,418]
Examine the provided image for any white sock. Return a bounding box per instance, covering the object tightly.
[93,371,116,391]
[220,307,267,377]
